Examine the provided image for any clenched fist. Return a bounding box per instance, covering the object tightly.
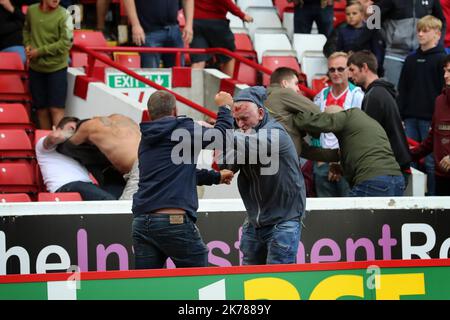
[215,91,233,108]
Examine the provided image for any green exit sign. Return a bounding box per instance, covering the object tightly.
[107,73,171,89]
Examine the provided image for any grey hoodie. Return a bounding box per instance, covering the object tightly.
[380,0,446,57]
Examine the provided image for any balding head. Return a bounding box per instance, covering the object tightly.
[324,105,344,114]
[147,90,177,120]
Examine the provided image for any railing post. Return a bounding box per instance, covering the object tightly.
[86,54,95,77]
[175,51,182,67]
[232,59,240,80]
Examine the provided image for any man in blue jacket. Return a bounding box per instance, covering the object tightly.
[132,90,234,269]
[221,86,305,265]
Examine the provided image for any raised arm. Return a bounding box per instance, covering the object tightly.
[43,126,73,150]
[67,121,91,145]
[294,110,347,135]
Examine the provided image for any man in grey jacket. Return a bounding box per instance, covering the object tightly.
[220,86,305,265]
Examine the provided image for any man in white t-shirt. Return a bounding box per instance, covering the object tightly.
[35,117,116,200]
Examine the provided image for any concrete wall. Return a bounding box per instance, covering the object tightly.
[66,68,145,124]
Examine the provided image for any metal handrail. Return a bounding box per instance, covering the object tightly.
[84,45,317,98]
[73,44,218,119]
[72,44,317,119]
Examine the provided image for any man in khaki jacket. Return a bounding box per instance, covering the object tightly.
[265,67,337,162]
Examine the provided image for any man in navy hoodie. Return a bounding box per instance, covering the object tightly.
[221,86,305,265]
[132,90,234,269]
[397,15,447,195]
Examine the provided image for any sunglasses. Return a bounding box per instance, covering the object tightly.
[328,67,347,73]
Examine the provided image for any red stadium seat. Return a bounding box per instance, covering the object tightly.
[0,103,32,130]
[234,33,258,86]
[71,52,111,68]
[33,129,51,147]
[273,0,295,18]
[0,74,29,102]
[0,52,24,71]
[261,55,301,86]
[114,54,141,68]
[334,11,347,28]
[334,0,347,11]
[0,162,37,193]
[235,33,254,53]
[312,78,330,92]
[0,193,31,202]
[38,192,83,202]
[71,30,110,76]
[0,129,34,160]
[74,30,108,47]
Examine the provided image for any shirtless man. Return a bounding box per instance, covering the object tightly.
[66,114,141,200]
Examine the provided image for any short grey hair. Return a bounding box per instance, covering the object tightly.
[147,90,176,120]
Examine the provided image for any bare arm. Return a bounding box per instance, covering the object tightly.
[181,0,194,44]
[43,126,73,150]
[123,0,145,46]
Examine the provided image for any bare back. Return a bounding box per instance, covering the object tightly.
[84,115,141,174]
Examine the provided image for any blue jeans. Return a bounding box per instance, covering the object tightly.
[56,181,116,200]
[313,162,350,197]
[294,4,334,37]
[142,25,184,68]
[132,214,208,269]
[1,46,26,66]
[349,175,405,197]
[404,118,435,196]
[240,219,301,265]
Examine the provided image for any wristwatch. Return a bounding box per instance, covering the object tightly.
[223,104,232,111]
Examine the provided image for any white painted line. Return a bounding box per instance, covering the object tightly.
[47,281,77,300]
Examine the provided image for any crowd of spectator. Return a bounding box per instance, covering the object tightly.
[1,0,450,199]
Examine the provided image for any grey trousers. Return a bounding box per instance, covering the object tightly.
[119,159,139,200]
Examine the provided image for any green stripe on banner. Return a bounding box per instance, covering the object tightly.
[0,282,48,300]
[2,263,450,300]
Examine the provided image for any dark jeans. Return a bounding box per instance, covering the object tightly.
[240,219,301,265]
[404,118,435,196]
[132,214,208,269]
[142,25,184,68]
[349,175,405,197]
[436,175,450,196]
[294,4,334,37]
[56,181,116,200]
[313,162,350,197]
